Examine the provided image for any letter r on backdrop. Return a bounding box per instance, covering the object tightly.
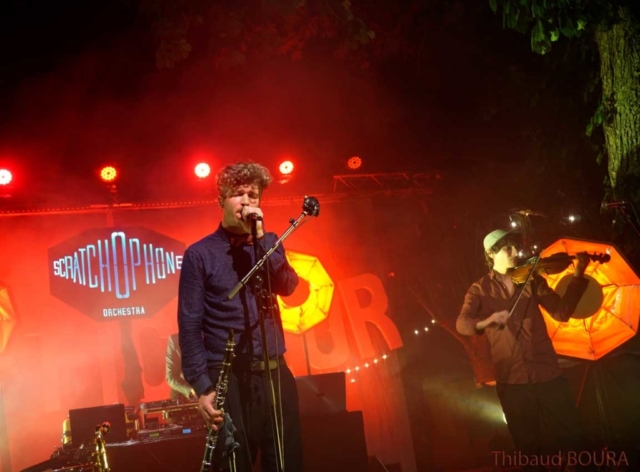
[338,273,403,359]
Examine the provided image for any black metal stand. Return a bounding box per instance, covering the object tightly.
[227,196,320,300]
[617,202,640,239]
[226,196,320,472]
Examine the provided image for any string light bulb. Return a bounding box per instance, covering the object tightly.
[344,353,389,377]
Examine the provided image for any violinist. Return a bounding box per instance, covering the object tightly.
[456,229,593,472]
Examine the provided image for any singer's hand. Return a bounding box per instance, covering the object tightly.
[198,391,225,431]
[240,206,264,238]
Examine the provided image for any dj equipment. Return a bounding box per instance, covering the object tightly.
[22,371,368,472]
[139,398,184,410]
[68,404,127,446]
[139,398,204,431]
[137,423,206,441]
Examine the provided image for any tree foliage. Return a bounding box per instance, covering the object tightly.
[489,0,613,55]
[489,0,615,140]
[490,0,640,260]
[139,0,377,69]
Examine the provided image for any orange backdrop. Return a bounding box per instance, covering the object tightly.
[0,199,415,472]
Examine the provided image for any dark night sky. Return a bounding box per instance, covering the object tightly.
[0,0,604,214]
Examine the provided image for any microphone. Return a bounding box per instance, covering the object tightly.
[245,213,263,222]
[302,196,320,216]
[601,201,626,209]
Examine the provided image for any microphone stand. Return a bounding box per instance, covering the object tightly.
[226,197,320,472]
[615,202,640,239]
[227,197,319,300]
[249,216,287,472]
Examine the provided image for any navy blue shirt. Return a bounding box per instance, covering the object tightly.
[178,224,299,397]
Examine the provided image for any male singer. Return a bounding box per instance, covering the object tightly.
[178,161,302,471]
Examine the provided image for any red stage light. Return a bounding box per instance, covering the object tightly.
[279,160,294,175]
[100,166,118,182]
[347,156,362,170]
[0,169,12,186]
[195,163,211,179]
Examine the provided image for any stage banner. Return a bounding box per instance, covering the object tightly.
[48,227,185,320]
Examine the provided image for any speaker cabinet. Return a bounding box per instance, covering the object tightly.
[300,411,369,472]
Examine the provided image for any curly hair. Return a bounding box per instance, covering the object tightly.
[484,233,521,269]
[216,162,272,199]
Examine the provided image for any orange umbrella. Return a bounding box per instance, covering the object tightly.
[277,251,335,334]
[538,238,640,360]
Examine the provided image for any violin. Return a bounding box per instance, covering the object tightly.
[509,252,611,284]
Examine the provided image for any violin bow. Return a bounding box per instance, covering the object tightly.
[498,255,542,330]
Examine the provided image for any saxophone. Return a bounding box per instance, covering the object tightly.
[200,329,235,472]
[92,421,111,472]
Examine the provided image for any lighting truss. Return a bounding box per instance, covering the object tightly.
[0,172,438,217]
[331,172,434,192]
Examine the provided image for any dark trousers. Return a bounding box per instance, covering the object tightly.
[209,364,303,472]
[497,376,591,471]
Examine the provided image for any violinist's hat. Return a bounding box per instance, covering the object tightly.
[483,229,517,252]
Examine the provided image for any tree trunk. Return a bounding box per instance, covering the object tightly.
[595,5,640,198]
